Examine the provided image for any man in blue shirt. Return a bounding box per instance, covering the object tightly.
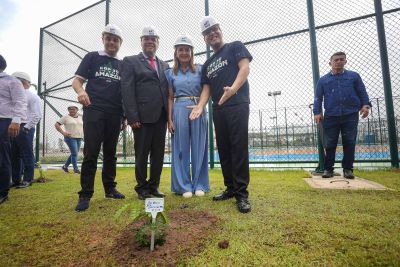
[313,52,371,179]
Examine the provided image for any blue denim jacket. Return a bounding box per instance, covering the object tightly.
[313,70,370,117]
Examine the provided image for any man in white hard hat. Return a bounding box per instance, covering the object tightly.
[0,55,27,205]
[72,24,125,212]
[120,26,169,200]
[198,16,253,213]
[11,72,42,188]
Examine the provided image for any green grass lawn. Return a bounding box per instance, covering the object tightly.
[0,168,399,266]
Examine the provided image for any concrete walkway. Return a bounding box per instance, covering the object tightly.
[305,171,388,190]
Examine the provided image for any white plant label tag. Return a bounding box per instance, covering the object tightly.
[145,198,164,219]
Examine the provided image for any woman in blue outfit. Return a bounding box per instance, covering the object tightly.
[165,34,210,198]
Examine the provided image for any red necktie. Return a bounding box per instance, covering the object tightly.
[149,56,156,70]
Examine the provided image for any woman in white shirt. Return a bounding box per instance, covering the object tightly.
[55,105,83,174]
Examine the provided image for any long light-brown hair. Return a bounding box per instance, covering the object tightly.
[173,46,196,75]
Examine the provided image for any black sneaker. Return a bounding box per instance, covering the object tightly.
[16,181,32,189]
[0,195,8,205]
[62,165,69,173]
[212,190,235,201]
[236,198,251,213]
[10,182,21,188]
[105,189,125,199]
[322,170,334,178]
[74,169,81,174]
[343,169,355,179]
[75,197,90,212]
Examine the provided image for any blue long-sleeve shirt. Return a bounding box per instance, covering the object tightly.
[313,70,370,117]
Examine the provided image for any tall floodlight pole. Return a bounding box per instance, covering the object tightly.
[268,91,281,147]
[204,0,215,169]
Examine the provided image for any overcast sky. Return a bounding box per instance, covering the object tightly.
[0,0,95,85]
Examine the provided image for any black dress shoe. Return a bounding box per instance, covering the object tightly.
[322,170,334,178]
[105,188,125,199]
[236,198,251,213]
[137,192,152,200]
[212,190,235,201]
[150,190,165,198]
[343,169,355,179]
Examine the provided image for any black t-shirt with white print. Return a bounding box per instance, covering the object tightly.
[75,51,123,115]
[201,41,253,108]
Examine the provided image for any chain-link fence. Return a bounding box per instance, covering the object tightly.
[37,0,400,168]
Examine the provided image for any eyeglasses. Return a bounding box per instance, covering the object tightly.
[202,25,220,36]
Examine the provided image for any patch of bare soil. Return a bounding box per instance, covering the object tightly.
[111,210,219,266]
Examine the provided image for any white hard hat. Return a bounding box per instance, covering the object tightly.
[174,34,194,48]
[12,71,31,83]
[102,24,123,40]
[67,105,79,110]
[200,16,219,34]
[141,26,159,38]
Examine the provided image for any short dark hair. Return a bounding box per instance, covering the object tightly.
[330,51,346,60]
[0,54,7,70]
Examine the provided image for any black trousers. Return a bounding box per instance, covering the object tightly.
[213,103,250,200]
[79,109,122,198]
[0,118,11,198]
[133,112,167,194]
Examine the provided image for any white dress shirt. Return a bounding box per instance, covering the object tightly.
[22,90,42,130]
[0,72,27,123]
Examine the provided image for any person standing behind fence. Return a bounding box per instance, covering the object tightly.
[120,26,169,200]
[0,54,27,205]
[55,105,83,175]
[72,24,125,212]
[197,16,252,213]
[313,52,371,179]
[165,34,210,198]
[11,72,42,189]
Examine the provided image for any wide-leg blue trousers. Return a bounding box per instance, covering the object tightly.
[171,99,209,194]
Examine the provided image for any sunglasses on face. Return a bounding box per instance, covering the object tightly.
[203,25,220,36]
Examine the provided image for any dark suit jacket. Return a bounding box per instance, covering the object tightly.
[120,52,169,124]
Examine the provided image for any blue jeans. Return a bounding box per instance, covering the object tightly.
[0,118,12,198]
[323,112,359,171]
[11,124,36,183]
[64,137,82,171]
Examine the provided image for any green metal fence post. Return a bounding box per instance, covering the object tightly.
[205,0,215,169]
[307,0,325,174]
[259,110,264,150]
[374,0,399,168]
[105,0,110,25]
[42,82,47,158]
[36,28,44,164]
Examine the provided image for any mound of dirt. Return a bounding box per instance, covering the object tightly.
[111,210,219,266]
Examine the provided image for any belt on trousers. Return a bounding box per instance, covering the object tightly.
[174,96,199,100]
[174,96,199,104]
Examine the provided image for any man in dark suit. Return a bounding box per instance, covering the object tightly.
[121,26,169,200]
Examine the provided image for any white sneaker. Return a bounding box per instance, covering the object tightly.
[182,192,193,198]
[195,190,205,197]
